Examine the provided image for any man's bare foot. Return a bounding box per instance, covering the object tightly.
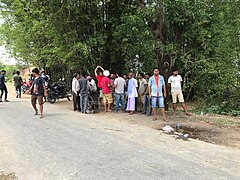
[108,110,112,112]
[40,115,44,119]
[153,117,157,121]
[129,111,134,115]
[163,118,169,122]
[173,113,176,117]
[185,112,192,116]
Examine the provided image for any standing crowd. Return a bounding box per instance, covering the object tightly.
[71,66,191,121]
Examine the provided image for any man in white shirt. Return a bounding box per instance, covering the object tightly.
[72,73,80,111]
[114,73,126,112]
[168,68,191,116]
[87,75,98,110]
[126,73,138,115]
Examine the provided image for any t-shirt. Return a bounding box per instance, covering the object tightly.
[79,78,88,94]
[14,75,23,87]
[114,77,126,94]
[96,75,103,89]
[138,78,147,95]
[89,79,97,92]
[154,76,159,87]
[168,75,183,93]
[32,77,45,96]
[101,76,111,94]
[0,74,6,89]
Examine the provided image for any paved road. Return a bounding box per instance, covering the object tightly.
[0,97,240,180]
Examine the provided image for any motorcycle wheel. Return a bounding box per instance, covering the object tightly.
[47,93,57,104]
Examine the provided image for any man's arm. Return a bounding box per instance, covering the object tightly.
[99,66,104,72]
[43,83,47,97]
[163,84,167,98]
[148,86,151,98]
[94,66,99,77]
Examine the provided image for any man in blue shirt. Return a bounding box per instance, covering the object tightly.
[0,70,9,102]
[148,67,168,121]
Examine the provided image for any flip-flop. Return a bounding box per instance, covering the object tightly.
[34,110,39,116]
[40,115,44,119]
[163,119,169,122]
[153,117,157,121]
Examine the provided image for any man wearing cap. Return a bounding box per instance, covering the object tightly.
[101,70,113,112]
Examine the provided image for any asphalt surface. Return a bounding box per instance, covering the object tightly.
[0,97,240,180]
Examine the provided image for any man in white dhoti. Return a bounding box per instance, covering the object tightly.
[126,73,138,115]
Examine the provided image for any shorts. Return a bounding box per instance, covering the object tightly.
[103,93,113,104]
[172,93,185,104]
[151,96,164,108]
[31,95,44,105]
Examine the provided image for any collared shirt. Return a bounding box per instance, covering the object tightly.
[72,77,80,94]
[148,75,165,97]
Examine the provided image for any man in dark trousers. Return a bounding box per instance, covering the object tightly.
[72,73,80,111]
[79,73,89,114]
[14,71,23,98]
[0,70,9,102]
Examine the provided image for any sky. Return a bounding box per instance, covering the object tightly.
[0,16,17,65]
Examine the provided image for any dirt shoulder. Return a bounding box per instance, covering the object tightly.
[53,98,240,150]
[6,84,240,150]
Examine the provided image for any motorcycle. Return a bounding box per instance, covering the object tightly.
[47,78,72,104]
[21,81,31,94]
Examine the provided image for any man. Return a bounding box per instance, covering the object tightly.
[26,68,47,119]
[14,71,23,98]
[138,73,147,112]
[143,73,152,116]
[101,70,112,112]
[126,73,138,115]
[95,65,104,106]
[87,75,98,110]
[148,68,168,121]
[72,73,80,111]
[168,68,191,116]
[114,73,126,112]
[79,74,89,114]
[0,70,9,102]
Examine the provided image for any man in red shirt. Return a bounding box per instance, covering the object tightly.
[101,70,113,112]
[94,65,104,89]
[94,65,105,108]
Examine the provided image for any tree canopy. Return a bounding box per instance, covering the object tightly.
[0,0,239,113]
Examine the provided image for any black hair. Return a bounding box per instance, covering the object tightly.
[16,71,20,75]
[146,73,151,76]
[139,73,144,78]
[2,70,6,73]
[172,67,179,72]
[32,68,40,74]
[117,73,122,77]
[153,67,159,71]
[73,73,79,78]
